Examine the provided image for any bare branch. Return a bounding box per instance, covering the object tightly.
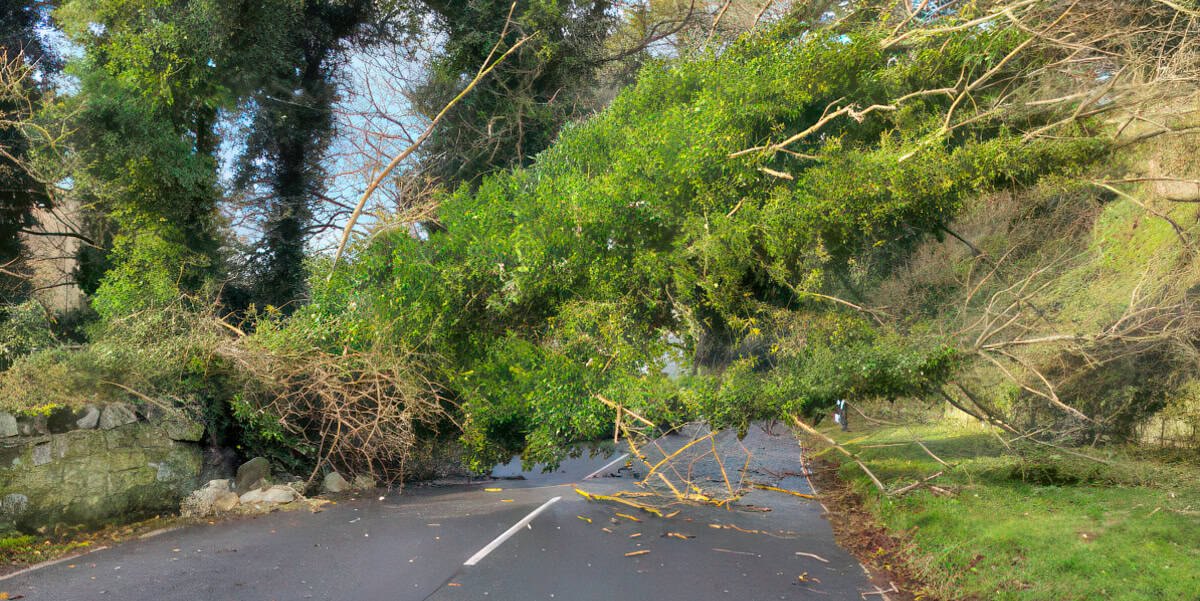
[330,4,534,274]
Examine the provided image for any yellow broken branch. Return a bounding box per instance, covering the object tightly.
[576,488,665,517]
[789,414,886,493]
[750,484,816,500]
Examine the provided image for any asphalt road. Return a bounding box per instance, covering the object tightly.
[3,425,881,601]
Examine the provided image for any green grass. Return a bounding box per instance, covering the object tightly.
[0,514,191,570]
[0,533,95,567]
[823,420,1200,601]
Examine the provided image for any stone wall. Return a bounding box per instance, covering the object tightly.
[0,403,205,533]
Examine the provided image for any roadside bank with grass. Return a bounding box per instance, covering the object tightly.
[808,417,1200,601]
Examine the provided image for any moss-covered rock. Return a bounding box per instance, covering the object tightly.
[0,412,203,533]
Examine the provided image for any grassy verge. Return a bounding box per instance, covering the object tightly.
[0,515,195,577]
[815,419,1200,601]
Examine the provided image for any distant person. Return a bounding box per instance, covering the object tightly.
[833,399,849,432]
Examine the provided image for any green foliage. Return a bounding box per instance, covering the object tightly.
[0,534,35,550]
[0,297,229,418]
[90,233,211,321]
[455,297,681,467]
[45,0,315,308]
[458,336,604,470]
[681,314,963,433]
[227,390,311,473]
[412,0,626,185]
[0,300,56,370]
[33,54,224,299]
[0,533,94,565]
[304,20,1105,468]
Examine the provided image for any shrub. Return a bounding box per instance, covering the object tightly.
[0,300,56,371]
[224,322,451,484]
[90,233,212,322]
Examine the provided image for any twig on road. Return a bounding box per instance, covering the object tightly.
[789,414,887,493]
[795,552,830,563]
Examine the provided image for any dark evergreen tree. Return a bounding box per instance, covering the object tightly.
[235,0,379,311]
[413,0,618,187]
[53,0,301,309]
[0,1,59,302]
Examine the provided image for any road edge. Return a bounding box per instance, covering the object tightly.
[800,440,937,601]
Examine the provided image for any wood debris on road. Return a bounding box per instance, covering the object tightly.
[795,552,830,563]
[750,483,816,499]
[575,488,663,517]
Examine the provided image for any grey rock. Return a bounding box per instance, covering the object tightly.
[99,404,138,430]
[76,406,101,429]
[212,491,240,512]
[235,457,271,492]
[323,471,350,494]
[262,486,296,504]
[0,413,16,438]
[239,485,295,505]
[352,475,376,490]
[181,480,231,517]
[238,487,267,504]
[0,443,23,468]
[16,414,46,436]
[0,493,29,519]
[6,422,203,531]
[32,442,51,466]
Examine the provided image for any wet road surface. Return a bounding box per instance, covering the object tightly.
[3,425,882,600]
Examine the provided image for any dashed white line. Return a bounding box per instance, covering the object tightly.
[463,496,562,566]
[583,453,629,480]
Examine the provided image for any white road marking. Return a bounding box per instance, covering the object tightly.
[463,496,562,566]
[583,453,629,479]
[0,546,109,581]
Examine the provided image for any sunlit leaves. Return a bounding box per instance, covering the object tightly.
[312,18,1104,465]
